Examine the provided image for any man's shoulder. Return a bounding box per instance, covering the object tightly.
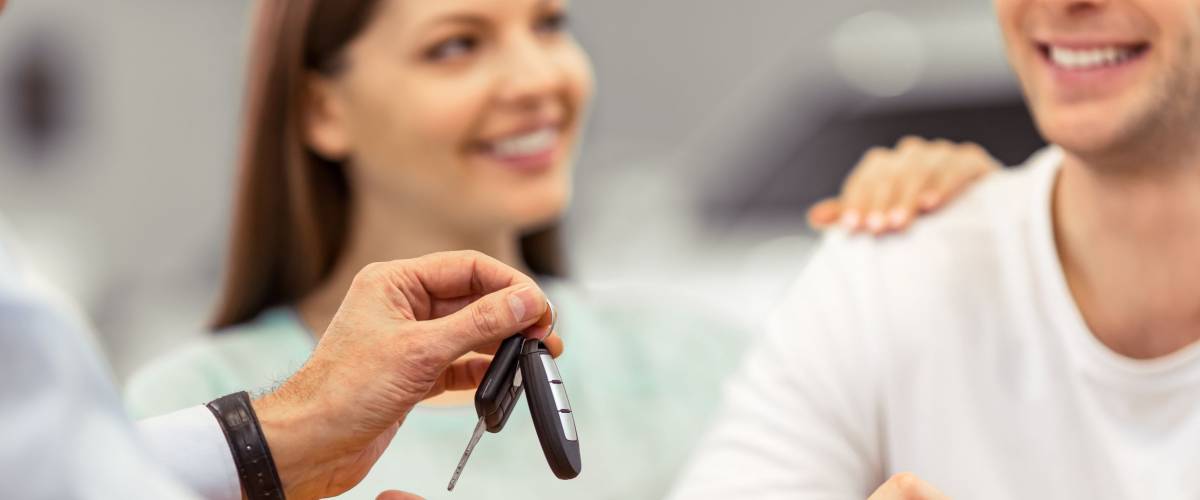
[846,151,1048,255]
[900,160,1045,248]
[811,154,1053,312]
[918,146,1059,235]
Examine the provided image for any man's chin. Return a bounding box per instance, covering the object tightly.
[1037,113,1134,159]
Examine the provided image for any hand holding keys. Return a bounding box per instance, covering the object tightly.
[447,301,581,491]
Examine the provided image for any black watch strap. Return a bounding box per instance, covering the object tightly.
[206,391,286,499]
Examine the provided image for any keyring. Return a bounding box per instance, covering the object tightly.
[545,299,558,338]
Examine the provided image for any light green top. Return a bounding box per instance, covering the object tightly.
[125,281,747,500]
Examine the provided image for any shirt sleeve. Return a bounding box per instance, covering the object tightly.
[137,406,242,500]
[0,220,203,500]
[667,237,887,499]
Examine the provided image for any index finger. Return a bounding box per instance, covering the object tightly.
[404,250,539,301]
[452,325,565,358]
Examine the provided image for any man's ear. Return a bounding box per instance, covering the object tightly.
[303,74,352,161]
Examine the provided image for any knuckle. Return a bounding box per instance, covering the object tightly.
[929,139,956,153]
[957,142,992,162]
[397,333,444,378]
[861,146,891,164]
[424,249,471,269]
[958,141,986,153]
[470,299,504,337]
[890,472,922,494]
[400,335,439,369]
[897,135,925,149]
[350,262,388,289]
[389,337,440,393]
[449,249,484,262]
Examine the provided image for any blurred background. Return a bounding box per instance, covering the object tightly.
[0,0,1044,382]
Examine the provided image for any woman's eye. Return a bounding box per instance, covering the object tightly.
[535,12,568,35]
[426,36,478,61]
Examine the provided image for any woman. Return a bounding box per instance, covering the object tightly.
[125,0,999,498]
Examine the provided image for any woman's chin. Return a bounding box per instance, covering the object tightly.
[509,192,571,230]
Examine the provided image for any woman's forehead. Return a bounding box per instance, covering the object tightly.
[379,0,557,28]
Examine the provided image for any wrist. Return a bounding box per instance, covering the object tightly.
[206,392,286,499]
[252,393,328,499]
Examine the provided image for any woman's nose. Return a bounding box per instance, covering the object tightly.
[494,37,564,107]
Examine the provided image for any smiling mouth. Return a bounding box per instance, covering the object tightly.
[469,124,565,173]
[1038,42,1151,71]
[485,127,559,157]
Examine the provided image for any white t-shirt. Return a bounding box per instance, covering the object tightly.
[670,147,1200,500]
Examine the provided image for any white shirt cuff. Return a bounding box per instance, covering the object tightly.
[137,405,241,500]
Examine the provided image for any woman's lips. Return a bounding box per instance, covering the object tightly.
[476,126,562,172]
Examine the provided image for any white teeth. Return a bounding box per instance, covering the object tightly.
[1049,45,1138,70]
[490,128,558,157]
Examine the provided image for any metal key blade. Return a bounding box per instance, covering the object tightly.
[447,417,488,491]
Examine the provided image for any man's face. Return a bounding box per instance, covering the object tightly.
[996,0,1200,160]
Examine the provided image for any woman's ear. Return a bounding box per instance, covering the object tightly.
[302,74,352,160]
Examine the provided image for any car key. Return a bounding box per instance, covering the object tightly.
[446,335,524,491]
[520,337,582,479]
[475,334,526,433]
[446,302,558,491]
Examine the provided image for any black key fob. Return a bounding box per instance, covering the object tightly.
[474,335,525,433]
[520,338,582,479]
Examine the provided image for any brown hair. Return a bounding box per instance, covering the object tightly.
[212,0,565,330]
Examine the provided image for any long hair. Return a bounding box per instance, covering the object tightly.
[211,0,565,330]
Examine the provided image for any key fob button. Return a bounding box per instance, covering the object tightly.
[549,379,572,411]
[558,410,578,441]
[539,354,563,382]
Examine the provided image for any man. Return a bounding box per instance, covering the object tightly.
[670,0,1200,498]
[1,225,560,500]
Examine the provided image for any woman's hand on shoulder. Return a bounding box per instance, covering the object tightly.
[807,136,1001,235]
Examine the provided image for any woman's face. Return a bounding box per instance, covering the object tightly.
[306,0,594,234]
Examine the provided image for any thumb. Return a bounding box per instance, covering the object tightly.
[432,284,549,354]
[376,491,425,500]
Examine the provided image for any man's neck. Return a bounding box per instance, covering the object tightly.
[1053,151,1200,359]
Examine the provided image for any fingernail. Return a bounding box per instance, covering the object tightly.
[888,208,909,229]
[840,211,861,229]
[866,212,887,233]
[507,286,540,322]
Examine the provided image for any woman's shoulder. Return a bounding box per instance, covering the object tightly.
[123,307,315,418]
